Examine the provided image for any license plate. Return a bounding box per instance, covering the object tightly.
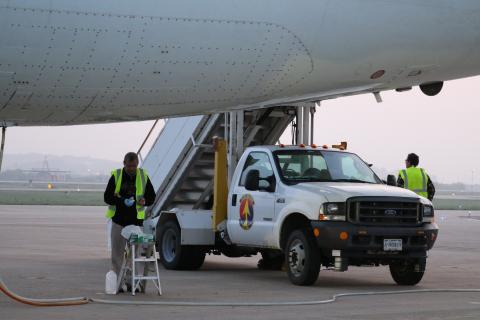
[383,239,403,251]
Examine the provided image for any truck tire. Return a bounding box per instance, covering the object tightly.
[181,249,206,270]
[285,229,321,285]
[158,220,206,270]
[389,259,426,286]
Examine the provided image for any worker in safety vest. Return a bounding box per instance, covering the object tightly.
[104,152,156,291]
[397,153,435,201]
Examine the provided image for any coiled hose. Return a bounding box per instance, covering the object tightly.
[2,275,479,307]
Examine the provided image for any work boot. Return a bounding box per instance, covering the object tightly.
[126,283,144,293]
[125,283,135,293]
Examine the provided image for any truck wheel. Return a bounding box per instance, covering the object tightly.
[181,249,206,270]
[389,259,426,286]
[285,229,320,285]
[158,220,205,270]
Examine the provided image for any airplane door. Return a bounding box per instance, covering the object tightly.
[228,151,277,247]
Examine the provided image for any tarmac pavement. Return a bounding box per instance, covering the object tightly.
[1,206,479,319]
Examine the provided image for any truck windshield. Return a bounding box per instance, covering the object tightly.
[273,150,381,184]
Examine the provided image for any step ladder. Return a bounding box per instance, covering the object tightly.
[117,234,162,296]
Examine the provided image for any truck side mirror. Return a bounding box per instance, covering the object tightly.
[386,174,397,186]
[263,175,276,193]
[245,170,260,191]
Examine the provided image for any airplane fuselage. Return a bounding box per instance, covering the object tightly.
[1,0,479,126]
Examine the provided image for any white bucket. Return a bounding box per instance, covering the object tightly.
[105,270,117,295]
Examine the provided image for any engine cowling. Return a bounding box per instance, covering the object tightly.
[420,82,444,96]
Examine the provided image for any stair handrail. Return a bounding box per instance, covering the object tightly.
[137,119,167,164]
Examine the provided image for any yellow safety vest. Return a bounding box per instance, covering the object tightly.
[105,168,149,220]
[399,167,428,198]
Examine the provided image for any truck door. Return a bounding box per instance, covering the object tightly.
[228,151,276,247]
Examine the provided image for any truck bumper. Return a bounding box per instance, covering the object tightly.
[310,221,439,259]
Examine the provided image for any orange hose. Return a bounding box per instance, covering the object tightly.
[0,277,89,307]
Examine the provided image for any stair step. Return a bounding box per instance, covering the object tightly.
[178,186,206,193]
[181,179,212,190]
[197,156,214,161]
[133,257,158,262]
[168,200,198,208]
[199,151,215,157]
[186,175,214,181]
[188,168,214,177]
[133,276,159,280]
[193,160,215,167]
[173,191,204,202]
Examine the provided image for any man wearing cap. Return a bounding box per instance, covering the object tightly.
[397,153,435,201]
[104,152,156,291]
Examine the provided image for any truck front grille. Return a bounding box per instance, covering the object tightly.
[348,198,421,226]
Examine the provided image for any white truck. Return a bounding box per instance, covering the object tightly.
[153,143,438,286]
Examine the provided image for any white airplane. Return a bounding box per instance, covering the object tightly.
[0,0,480,127]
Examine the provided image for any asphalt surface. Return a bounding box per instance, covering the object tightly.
[1,206,479,319]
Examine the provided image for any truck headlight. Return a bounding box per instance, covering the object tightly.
[319,203,346,221]
[423,205,434,222]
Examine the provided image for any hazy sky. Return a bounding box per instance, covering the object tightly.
[3,76,479,183]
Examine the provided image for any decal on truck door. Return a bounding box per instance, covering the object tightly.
[239,194,255,230]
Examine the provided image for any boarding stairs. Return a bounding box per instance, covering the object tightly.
[141,107,296,217]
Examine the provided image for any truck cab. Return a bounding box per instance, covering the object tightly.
[156,144,438,286]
